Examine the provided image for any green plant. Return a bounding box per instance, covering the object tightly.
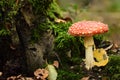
[103,55,120,79]
[31,22,50,42]
[29,0,62,42]
[94,34,104,47]
[0,0,21,36]
[47,0,62,19]
[0,29,10,36]
[28,0,61,19]
[49,22,84,54]
[28,0,52,14]
[57,68,83,80]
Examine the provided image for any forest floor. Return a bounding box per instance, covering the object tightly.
[1,0,120,80]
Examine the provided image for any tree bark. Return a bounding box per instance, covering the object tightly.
[14,1,55,74]
[0,0,55,76]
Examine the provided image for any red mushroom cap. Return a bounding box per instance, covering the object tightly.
[68,21,108,36]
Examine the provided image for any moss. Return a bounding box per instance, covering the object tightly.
[47,0,62,19]
[28,0,61,19]
[50,22,84,54]
[94,35,104,48]
[31,22,50,42]
[49,22,87,80]
[57,69,84,80]
[28,0,62,42]
[0,0,21,36]
[57,57,84,80]
[103,55,120,79]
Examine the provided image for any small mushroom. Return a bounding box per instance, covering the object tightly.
[68,20,108,70]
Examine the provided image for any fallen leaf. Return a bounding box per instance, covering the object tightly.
[7,75,25,80]
[34,68,48,80]
[46,64,57,80]
[7,76,16,80]
[93,48,109,67]
[81,76,90,80]
[53,60,59,68]
[55,18,66,23]
[0,72,2,76]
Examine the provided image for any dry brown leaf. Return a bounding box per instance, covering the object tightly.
[63,17,72,22]
[16,0,19,5]
[55,18,66,23]
[81,76,90,80]
[7,75,25,80]
[0,72,2,76]
[24,77,33,80]
[34,68,48,80]
[7,76,15,80]
[53,60,59,68]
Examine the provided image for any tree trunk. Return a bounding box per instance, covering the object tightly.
[0,0,57,76]
[14,0,55,74]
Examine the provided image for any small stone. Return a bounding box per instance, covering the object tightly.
[98,75,102,78]
[98,68,102,72]
[70,66,74,69]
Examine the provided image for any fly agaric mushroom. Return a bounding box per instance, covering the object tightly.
[68,21,108,70]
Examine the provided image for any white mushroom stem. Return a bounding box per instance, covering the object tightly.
[84,36,95,70]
